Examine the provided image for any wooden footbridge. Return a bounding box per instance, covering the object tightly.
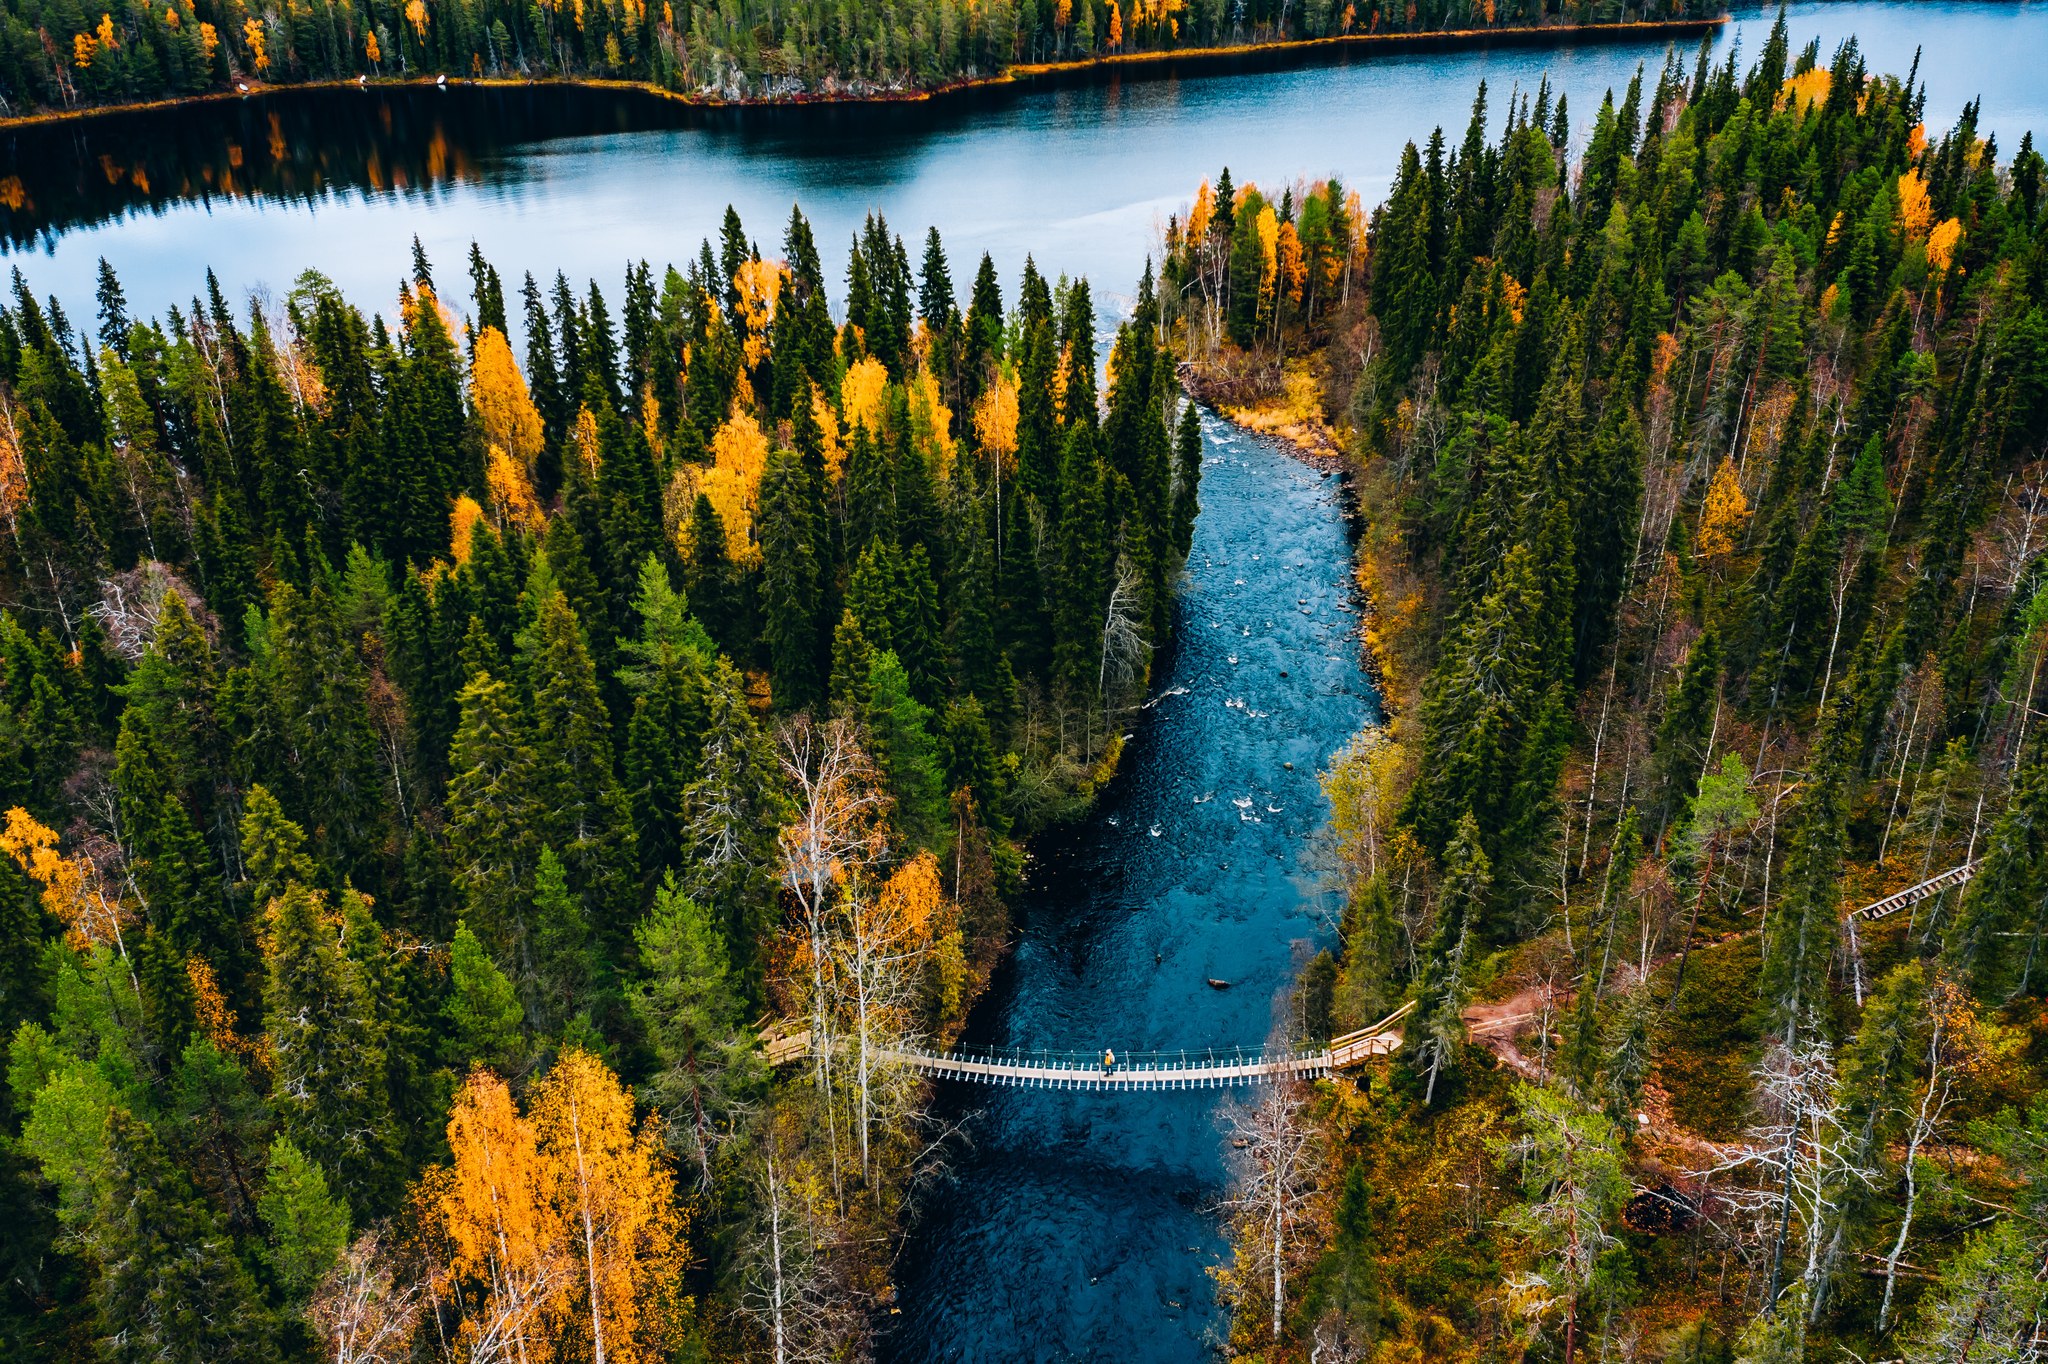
[1847,859,1981,922]
[762,1002,1414,1090]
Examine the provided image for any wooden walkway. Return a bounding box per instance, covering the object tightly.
[1848,860,1981,922]
[767,1003,1414,1090]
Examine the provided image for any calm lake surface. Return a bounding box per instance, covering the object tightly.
[6,2,2047,327]
[6,5,2045,1357]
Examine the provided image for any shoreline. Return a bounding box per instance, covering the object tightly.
[0,15,1725,134]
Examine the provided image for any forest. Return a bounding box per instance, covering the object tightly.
[0,204,1203,1357]
[1159,16,2048,1364]
[0,0,1720,120]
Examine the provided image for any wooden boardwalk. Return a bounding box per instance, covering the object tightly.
[1848,860,1981,922]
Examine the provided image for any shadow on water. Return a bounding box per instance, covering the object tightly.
[880,414,1379,1361]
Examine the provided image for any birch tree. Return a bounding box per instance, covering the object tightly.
[1218,1083,1320,1345]
[835,853,940,1185]
[774,716,889,1190]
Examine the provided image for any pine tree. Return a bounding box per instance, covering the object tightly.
[256,1135,350,1303]
[758,447,827,709]
[1946,734,2048,998]
[443,672,542,962]
[261,886,396,1214]
[629,874,761,1185]
[1411,815,1488,1105]
[93,1109,272,1364]
[867,650,947,851]
[1051,422,1108,711]
[444,920,524,1074]
[517,590,634,944]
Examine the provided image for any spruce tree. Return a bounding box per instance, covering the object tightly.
[93,1110,272,1364]
[261,884,397,1216]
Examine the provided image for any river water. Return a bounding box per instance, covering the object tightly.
[5,5,2046,1356]
[880,420,1376,1360]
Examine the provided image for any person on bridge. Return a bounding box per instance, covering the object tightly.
[1103,1048,1116,1075]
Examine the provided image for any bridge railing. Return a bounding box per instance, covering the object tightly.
[890,1042,1330,1072]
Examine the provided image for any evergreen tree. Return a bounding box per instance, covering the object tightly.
[260,885,396,1214]
[93,1110,272,1364]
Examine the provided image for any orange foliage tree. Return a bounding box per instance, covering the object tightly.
[417,1055,684,1363]
[470,326,546,471]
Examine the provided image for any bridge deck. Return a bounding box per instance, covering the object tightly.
[1849,860,1981,921]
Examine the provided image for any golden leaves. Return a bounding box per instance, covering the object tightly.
[404,0,429,37]
[470,325,545,470]
[449,494,486,566]
[840,356,890,438]
[0,399,27,527]
[1926,217,1963,274]
[1255,204,1279,297]
[1187,179,1215,245]
[419,1055,685,1364]
[1897,169,1935,242]
[732,257,786,371]
[674,406,770,564]
[197,20,218,61]
[876,851,944,947]
[243,16,268,71]
[528,1051,684,1364]
[1276,218,1305,306]
[811,383,845,485]
[972,366,1020,473]
[906,367,954,481]
[1,808,130,951]
[1778,67,1830,116]
[571,405,603,479]
[1695,456,1751,560]
[484,446,546,535]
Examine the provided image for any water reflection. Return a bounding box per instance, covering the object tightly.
[10,2,2046,329]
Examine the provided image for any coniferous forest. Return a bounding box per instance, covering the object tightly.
[7,6,2048,1363]
[1154,19,2048,1363]
[0,208,1199,1358]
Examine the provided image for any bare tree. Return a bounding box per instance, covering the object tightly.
[738,1124,865,1364]
[1695,1031,1875,1316]
[774,715,888,1197]
[1218,1083,1321,1345]
[1098,553,1151,706]
[1878,984,1964,1333]
[307,1229,424,1364]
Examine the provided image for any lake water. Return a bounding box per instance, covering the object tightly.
[5,2,2046,330]
[5,4,2045,1357]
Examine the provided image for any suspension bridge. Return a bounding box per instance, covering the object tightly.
[762,1002,1416,1090]
[757,862,1982,1090]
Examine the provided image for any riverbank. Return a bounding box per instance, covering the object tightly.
[0,14,1724,133]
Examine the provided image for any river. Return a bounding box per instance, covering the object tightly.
[5,4,2046,1356]
[879,418,1376,1360]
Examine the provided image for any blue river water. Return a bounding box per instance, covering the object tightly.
[881,416,1376,1361]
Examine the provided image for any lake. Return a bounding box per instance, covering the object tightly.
[5,2,2046,330]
